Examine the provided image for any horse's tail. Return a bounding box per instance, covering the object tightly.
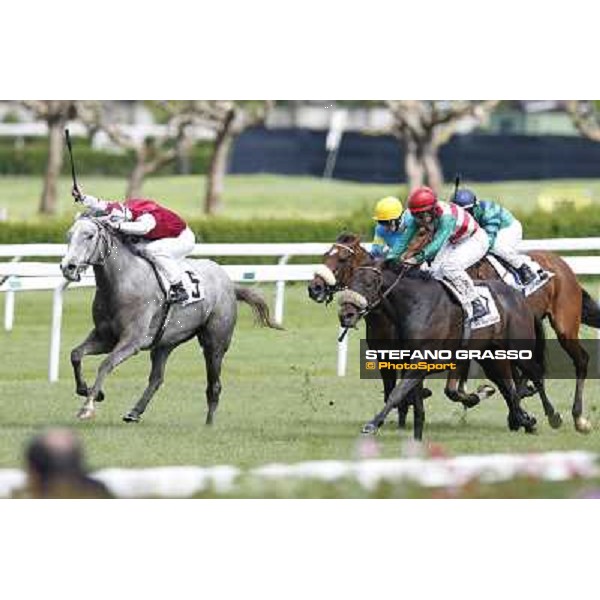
[581,288,600,328]
[533,316,547,376]
[235,286,284,330]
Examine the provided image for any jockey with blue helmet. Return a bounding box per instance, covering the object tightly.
[370,196,414,257]
[452,188,536,285]
[387,186,490,321]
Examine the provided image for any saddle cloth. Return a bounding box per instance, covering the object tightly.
[486,255,554,297]
[471,285,501,330]
[439,279,501,331]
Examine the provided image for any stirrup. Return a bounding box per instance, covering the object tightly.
[517,264,536,286]
[471,299,488,320]
[169,284,189,303]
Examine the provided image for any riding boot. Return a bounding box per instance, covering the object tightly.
[169,282,189,303]
[516,263,536,285]
[471,298,488,320]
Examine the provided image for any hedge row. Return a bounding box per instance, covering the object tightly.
[0,142,213,176]
[1,208,599,246]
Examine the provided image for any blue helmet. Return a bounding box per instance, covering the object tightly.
[453,188,477,209]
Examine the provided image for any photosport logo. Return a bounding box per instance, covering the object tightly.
[359,339,600,380]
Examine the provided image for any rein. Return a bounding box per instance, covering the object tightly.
[86,219,113,266]
[358,263,409,319]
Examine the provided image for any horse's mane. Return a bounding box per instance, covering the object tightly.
[75,214,143,259]
[335,231,362,246]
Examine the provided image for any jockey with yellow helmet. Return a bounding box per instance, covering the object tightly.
[370,196,413,258]
[387,186,490,321]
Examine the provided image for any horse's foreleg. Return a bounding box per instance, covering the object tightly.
[70,329,113,401]
[123,346,174,423]
[381,370,407,428]
[413,394,425,441]
[362,376,423,436]
[77,337,142,420]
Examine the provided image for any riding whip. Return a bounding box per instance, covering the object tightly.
[65,129,81,202]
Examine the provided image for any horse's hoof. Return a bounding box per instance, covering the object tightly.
[507,416,520,431]
[361,422,378,435]
[123,412,140,423]
[524,422,538,434]
[548,412,563,430]
[421,388,433,400]
[96,390,105,403]
[462,394,481,409]
[476,384,496,400]
[76,407,95,420]
[575,417,592,434]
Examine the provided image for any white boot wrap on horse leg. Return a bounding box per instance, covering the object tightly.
[338,289,368,310]
[313,264,337,286]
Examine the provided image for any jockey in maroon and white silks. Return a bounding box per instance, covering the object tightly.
[387,186,489,321]
[74,188,195,303]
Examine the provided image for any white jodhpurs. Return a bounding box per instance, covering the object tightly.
[143,227,196,285]
[430,227,488,308]
[491,220,527,269]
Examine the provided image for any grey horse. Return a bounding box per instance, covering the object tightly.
[60,216,281,423]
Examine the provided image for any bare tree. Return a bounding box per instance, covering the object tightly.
[565,100,600,141]
[186,101,272,215]
[21,101,79,215]
[80,101,194,199]
[385,100,500,193]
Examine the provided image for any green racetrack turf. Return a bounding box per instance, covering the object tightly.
[1,283,600,471]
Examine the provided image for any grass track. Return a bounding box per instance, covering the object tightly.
[1,174,600,221]
[1,283,600,471]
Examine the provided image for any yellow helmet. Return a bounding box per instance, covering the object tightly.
[373,196,403,221]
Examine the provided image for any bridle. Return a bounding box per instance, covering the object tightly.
[320,241,361,303]
[337,263,409,341]
[68,218,114,277]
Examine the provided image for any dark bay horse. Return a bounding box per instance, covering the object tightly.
[338,263,554,440]
[308,233,493,418]
[61,216,281,424]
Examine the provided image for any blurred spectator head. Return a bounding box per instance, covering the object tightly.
[24,428,111,499]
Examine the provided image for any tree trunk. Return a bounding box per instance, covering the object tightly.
[204,121,235,215]
[404,138,424,191]
[423,144,444,194]
[176,136,193,175]
[126,154,147,199]
[39,120,64,215]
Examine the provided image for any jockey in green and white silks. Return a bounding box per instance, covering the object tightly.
[370,196,414,257]
[452,188,537,285]
[387,186,489,321]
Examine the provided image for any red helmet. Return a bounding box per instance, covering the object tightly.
[407,186,437,213]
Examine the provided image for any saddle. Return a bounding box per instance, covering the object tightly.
[125,240,203,306]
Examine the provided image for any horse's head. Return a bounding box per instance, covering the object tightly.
[60,216,112,282]
[308,232,368,303]
[337,263,385,329]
